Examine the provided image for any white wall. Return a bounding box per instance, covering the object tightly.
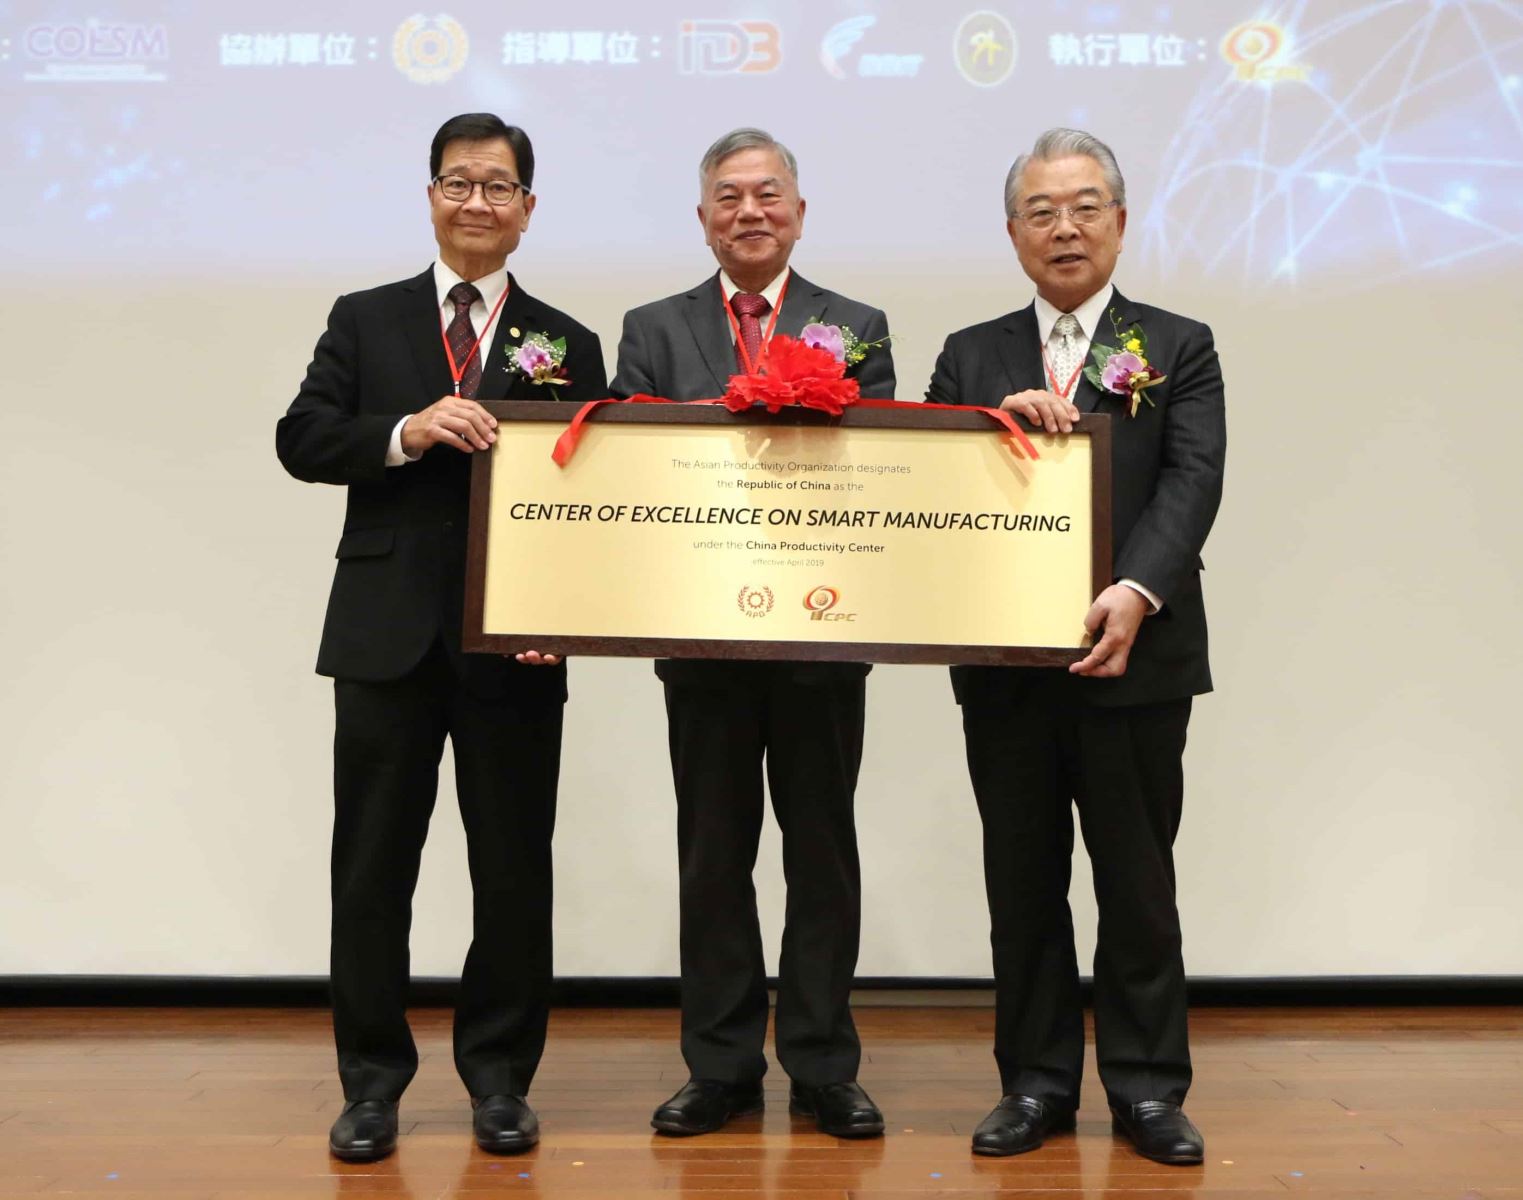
[3,260,1519,978]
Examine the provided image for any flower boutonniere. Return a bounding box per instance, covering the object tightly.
[800,319,892,369]
[506,331,570,387]
[1083,308,1166,417]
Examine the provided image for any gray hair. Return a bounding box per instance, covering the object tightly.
[1004,128,1126,217]
[699,127,799,195]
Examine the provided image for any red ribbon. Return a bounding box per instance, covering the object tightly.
[551,395,1040,467]
[855,398,1040,461]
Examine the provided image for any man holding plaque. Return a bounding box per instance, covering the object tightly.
[276,113,606,1162]
[927,128,1225,1165]
[611,128,894,1139]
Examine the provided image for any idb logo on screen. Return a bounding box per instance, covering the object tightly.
[393,14,468,83]
[1220,21,1308,83]
[679,20,781,75]
[805,586,856,622]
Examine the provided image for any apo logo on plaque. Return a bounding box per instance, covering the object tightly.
[737,586,775,618]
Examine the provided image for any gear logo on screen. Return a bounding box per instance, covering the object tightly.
[678,20,781,75]
[737,585,775,618]
[953,11,1016,88]
[1220,21,1308,84]
[393,14,469,84]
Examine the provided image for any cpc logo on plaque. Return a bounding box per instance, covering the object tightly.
[805,586,856,622]
[393,14,469,84]
[737,585,775,618]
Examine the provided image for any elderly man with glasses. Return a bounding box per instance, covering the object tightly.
[928,128,1226,1166]
[278,112,606,1163]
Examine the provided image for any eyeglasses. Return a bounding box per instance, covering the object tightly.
[432,175,530,206]
[1012,199,1120,231]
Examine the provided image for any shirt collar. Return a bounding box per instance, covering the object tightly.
[433,258,510,312]
[1033,282,1115,344]
[718,266,790,312]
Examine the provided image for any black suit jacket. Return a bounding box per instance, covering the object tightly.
[927,289,1225,708]
[277,266,608,703]
[611,269,895,686]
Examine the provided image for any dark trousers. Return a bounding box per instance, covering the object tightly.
[960,673,1193,1109]
[664,666,866,1086]
[330,641,563,1102]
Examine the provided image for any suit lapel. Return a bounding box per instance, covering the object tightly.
[774,269,826,339]
[401,266,454,402]
[1075,288,1141,413]
[997,304,1045,398]
[1073,359,1104,413]
[682,273,738,396]
[478,273,537,401]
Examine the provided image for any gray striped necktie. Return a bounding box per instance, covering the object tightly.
[1049,312,1083,397]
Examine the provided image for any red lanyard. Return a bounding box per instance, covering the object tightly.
[440,283,511,396]
[722,273,790,376]
[1041,343,1084,400]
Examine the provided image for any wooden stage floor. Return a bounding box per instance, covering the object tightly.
[1,1005,1519,1198]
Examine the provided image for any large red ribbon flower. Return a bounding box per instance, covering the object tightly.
[722,335,861,417]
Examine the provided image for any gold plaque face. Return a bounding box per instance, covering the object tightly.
[468,407,1107,665]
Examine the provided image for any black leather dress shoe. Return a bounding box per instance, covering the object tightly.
[1110,1100,1204,1165]
[328,1099,399,1162]
[473,1094,540,1154]
[970,1094,1076,1156]
[651,1079,764,1135]
[789,1081,885,1138]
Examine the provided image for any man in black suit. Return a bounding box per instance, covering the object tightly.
[611,128,893,1139]
[927,128,1225,1165]
[276,113,606,1162]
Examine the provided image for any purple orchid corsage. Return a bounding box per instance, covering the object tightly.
[801,317,891,368]
[506,331,569,386]
[1082,309,1165,418]
[801,322,847,363]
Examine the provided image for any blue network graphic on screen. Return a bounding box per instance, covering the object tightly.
[4,0,1520,285]
[1140,0,1523,286]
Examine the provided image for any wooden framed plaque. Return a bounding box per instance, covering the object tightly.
[463,402,1112,666]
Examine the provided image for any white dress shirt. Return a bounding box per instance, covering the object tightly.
[1032,283,1161,613]
[385,260,512,467]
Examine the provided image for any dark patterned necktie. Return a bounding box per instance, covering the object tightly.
[731,291,771,372]
[445,281,483,398]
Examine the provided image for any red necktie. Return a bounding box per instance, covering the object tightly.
[445,282,483,398]
[731,291,771,372]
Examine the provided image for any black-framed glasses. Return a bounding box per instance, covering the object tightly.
[432,175,530,206]
[1012,199,1120,231]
